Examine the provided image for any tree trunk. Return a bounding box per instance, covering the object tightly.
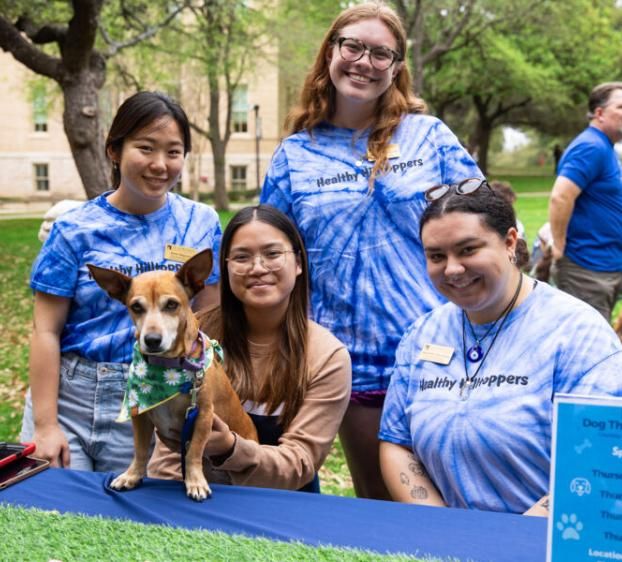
[470,96,494,175]
[61,68,109,199]
[207,72,229,211]
[211,139,227,211]
[410,4,425,97]
[188,153,199,201]
[473,121,492,176]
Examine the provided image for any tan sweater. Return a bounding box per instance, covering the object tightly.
[148,320,351,490]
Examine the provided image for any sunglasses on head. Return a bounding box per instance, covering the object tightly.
[424,178,491,202]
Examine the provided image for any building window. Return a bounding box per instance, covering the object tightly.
[34,163,49,191]
[230,165,247,189]
[33,86,48,132]
[232,85,248,133]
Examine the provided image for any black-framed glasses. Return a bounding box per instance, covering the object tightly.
[336,37,402,71]
[226,249,297,276]
[424,178,491,202]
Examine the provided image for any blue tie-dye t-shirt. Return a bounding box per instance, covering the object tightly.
[30,192,221,363]
[379,281,622,513]
[261,114,481,391]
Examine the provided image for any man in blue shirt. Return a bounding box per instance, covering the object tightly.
[549,82,622,320]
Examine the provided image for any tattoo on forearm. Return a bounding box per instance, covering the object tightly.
[410,486,429,500]
[399,472,410,485]
[408,461,427,476]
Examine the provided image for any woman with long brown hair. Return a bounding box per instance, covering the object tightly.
[261,2,480,498]
[148,205,351,491]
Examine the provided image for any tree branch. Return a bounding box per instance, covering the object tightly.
[0,16,62,81]
[63,0,104,71]
[190,121,211,139]
[492,97,532,122]
[99,2,187,57]
[421,0,476,66]
[15,16,67,45]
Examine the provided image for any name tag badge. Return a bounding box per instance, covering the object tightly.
[164,244,198,263]
[366,144,401,162]
[418,343,454,365]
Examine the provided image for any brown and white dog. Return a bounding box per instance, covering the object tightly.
[88,248,257,500]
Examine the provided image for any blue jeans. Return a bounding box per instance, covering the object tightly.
[21,353,139,472]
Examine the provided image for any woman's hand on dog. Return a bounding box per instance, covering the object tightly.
[34,423,71,467]
[156,414,236,458]
[204,415,236,457]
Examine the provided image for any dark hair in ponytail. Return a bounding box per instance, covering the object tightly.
[420,184,529,269]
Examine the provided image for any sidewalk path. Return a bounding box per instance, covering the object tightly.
[0,199,256,220]
[0,200,53,219]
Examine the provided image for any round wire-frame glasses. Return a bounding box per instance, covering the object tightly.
[336,37,402,71]
[226,249,297,276]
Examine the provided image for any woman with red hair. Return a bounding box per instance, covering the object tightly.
[261,2,480,499]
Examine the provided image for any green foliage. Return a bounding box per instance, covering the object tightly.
[424,0,622,157]
[275,0,345,113]
[0,0,71,32]
[0,505,425,561]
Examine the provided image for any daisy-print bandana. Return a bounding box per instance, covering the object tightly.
[117,337,217,422]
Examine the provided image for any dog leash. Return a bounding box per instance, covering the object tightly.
[178,337,224,480]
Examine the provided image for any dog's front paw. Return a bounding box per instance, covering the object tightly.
[185,475,212,501]
[110,470,143,491]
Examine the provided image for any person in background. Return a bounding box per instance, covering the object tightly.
[489,180,526,241]
[379,179,622,514]
[549,82,622,320]
[148,205,351,492]
[260,2,480,499]
[529,222,553,283]
[21,91,222,471]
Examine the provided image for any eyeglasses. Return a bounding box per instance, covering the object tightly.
[226,249,297,275]
[424,178,491,202]
[336,37,402,71]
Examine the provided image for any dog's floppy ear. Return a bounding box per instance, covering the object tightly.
[87,264,132,304]
[176,248,213,298]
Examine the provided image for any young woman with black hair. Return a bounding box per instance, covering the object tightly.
[380,179,622,514]
[22,91,221,471]
[148,205,351,491]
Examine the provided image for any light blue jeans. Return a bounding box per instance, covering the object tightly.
[21,353,139,473]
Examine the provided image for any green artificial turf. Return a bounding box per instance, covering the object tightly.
[0,504,431,562]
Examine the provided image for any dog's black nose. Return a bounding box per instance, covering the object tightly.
[144,333,163,352]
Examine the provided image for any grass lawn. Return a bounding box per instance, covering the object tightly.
[0,219,39,443]
[489,173,553,194]
[515,195,549,244]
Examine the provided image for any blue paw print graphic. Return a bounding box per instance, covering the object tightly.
[556,513,583,540]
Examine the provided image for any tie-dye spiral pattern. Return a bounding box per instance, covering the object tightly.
[261,114,481,390]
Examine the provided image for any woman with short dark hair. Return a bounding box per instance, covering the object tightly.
[379,179,622,514]
[21,91,221,471]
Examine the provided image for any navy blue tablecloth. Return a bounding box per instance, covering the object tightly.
[1,468,546,561]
